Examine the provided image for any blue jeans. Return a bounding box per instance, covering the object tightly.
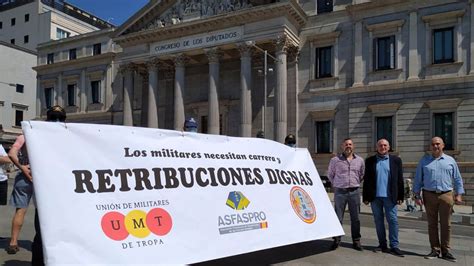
[371,197,399,249]
[333,187,361,241]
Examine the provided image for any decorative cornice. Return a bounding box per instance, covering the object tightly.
[366,19,405,32]
[367,103,401,113]
[114,1,306,48]
[421,9,465,24]
[425,98,462,110]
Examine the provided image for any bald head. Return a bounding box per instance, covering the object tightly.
[430,136,445,158]
[376,138,390,155]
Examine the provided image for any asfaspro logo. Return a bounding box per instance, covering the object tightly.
[101,208,172,241]
[218,191,268,235]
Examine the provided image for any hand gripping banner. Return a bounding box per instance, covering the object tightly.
[23,121,343,265]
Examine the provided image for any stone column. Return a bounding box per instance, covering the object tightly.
[80,69,87,113]
[408,11,420,80]
[173,54,187,131]
[122,63,135,126]
[287,46,300,139]
[36,75,42,118]
[274,35,289,143]
[471,1,474,74]
[56,72,63,107]
[206,48,222,135]
[238,43,253,137]
[146,59,161,128]
[353,20,364,87]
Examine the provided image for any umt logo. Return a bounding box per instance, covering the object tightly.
[101,208,172,241]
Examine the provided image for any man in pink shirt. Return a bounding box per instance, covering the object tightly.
[328,138,365,251]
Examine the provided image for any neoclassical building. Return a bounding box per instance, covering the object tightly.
[34,0,474,204]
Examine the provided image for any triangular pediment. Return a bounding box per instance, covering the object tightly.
[115,0,281,37]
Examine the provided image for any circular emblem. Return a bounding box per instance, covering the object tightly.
[290,186,316,224]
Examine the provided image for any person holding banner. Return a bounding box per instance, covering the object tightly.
[29,106,67,265]
[328,138,365,251]
[362,139,404,257]
[183,117,198,132]
[6,133,33,254]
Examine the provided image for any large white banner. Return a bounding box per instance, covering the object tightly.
[23,121,343,265]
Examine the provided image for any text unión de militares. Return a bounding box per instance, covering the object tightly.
[73,167,313,193]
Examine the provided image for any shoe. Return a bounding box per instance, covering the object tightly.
[424,250,440,259]
[390,248,405,257]
[330,239,340,250]
[441,252,457,262]
[352,241,363,251]
[5,245,19,254]
[373,246,389,253]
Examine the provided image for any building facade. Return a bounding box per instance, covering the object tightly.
[34,0,474,204]
[0,0,112,51]
[0,41,36,144]
[0,0,113,147]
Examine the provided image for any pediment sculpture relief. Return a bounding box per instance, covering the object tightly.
[141,0,264,31]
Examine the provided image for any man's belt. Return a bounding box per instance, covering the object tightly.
[423,189,452,194]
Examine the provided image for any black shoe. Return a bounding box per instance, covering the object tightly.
[441,252,457,262]
[390,248,405,257]
[373,246,389,253]
[330,239,340,250]
[352,241,363,251]
[424,250,440,259]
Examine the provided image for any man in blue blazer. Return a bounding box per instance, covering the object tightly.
[363,138,404,257]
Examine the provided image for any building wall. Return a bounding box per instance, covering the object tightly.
[0,1,39,50]
[0,42,37,142]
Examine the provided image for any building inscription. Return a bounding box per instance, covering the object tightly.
[150,27,243,55]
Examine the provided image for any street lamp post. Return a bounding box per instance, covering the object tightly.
[245,41,279,138]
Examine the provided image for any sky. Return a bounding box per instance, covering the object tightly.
[66,0,149,26]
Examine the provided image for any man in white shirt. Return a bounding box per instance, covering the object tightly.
[0,144,12,240]
[0,144,11,204]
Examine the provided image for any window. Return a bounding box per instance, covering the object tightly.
[16,84,24,93]
[10,39,15,45]
[374,36,395,70]
[15,110,23,127]
[0,21,3,29]
[93,43,101,55]
[315,121,332,153]
[56,28,70,39]
[433,113,454,150]
[315,46,332,78]
[91,81,101,104]
[11,18,15,26]
[69,48,77,60]
[25,14,29,22]
[433,27,454,64]
[44,87,53,108]
[67,84,76,106]
[47,53,54,64]
[317,0,333,14]
[376,116,393,149]
[24,35,29,44]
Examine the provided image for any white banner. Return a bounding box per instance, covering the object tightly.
[23,121,343,265]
